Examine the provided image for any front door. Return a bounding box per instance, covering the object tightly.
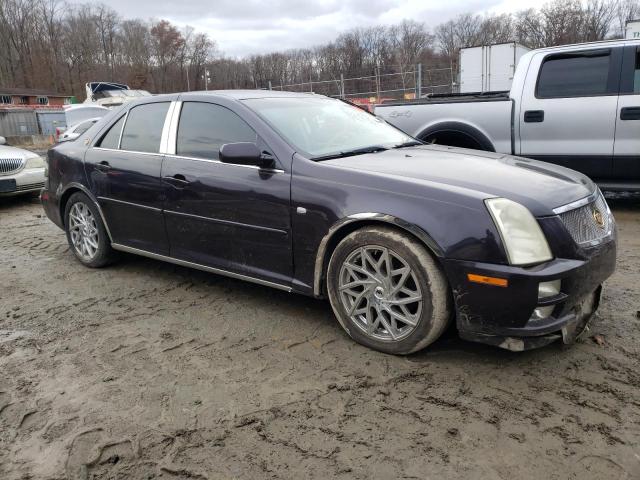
[85,101,171,254]
[519,47,622,179]
[613,45,640,180]
[162,101,293,286]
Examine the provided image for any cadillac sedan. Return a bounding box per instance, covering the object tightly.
[41,90,616,354]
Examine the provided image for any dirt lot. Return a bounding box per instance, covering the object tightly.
[1,194,639,480]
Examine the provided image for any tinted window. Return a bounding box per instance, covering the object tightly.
[537,51,611,98]
[75,120,96,136]
[177,102,257,159]
[98,115,125,149]
[121,102,170,153]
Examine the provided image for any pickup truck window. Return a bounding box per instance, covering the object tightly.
[536,50,612,99]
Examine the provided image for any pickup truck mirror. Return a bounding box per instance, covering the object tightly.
[219,142,275,169]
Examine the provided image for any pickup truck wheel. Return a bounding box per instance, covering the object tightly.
[327,226,451,355]
[64,192,117,268]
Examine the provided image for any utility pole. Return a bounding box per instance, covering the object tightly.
[416,63,422,99]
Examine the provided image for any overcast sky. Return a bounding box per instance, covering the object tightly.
[81,0,542,57]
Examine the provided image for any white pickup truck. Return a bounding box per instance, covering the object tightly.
[375,39,640,190]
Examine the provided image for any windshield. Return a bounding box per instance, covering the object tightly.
[243,96,414,159]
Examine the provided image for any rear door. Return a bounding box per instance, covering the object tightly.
[85,101,172,254]
[613,45,640,181]
[518,47,622,179]
[162,101,293,286]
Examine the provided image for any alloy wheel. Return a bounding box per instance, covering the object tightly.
[338,245,423,341]
[68,202,99,261]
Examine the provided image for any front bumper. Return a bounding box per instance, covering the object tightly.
[0,168,45,197]
[443,237,616,351]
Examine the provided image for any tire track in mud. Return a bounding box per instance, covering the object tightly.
[1,197,640,479]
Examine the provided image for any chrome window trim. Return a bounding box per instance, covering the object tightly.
[97,196,162,212]
[165,153,285,174]
[116,110,129,149]
[92,147,163,157]
[160,101,179,155]
[166,101,182,155]
[164,208,288,235]
[110,243,292,292]
[552,189,599,215]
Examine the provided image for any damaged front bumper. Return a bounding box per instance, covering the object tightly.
[443,237,616,351]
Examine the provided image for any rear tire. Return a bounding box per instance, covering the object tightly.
[64,192,117,268]
[327,226,451,355]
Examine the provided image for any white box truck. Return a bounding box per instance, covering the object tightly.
[459,42,530,93]
[626,19,640,39]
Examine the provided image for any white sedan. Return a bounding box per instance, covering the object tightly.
[0,136,46,197]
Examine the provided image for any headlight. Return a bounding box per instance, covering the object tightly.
[25,156,45,169]
[485,197,552,266]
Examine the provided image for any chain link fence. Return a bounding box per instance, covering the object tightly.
[267,64,455,105]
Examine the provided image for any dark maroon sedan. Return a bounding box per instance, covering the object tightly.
[41,90,616,354]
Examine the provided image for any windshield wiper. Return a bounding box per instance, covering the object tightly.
[312,145,389,161]
[392,140,423,148]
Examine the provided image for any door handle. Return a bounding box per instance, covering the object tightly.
[524,110,544,123]
[620,107,640,120]
[162,174,191,187]
[95,161,111,172]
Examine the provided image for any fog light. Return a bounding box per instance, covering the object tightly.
[531,280,561,320]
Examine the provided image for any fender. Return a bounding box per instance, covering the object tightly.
[312,213,444,297]
[417,121,496,152]
[59,182,114,242]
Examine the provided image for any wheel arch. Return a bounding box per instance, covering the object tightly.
[313,213,444,297]
[59,183,113,242]
[416,121,495,152]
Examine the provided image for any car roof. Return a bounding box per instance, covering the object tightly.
[183,89,320,100]
[143,89,323,103]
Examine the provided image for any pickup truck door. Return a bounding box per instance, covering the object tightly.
[613,45,640,181]
[518,47,623,180]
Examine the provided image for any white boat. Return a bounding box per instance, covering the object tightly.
[84,82,151,108]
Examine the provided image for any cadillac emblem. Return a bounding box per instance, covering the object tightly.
[592,207,605,229]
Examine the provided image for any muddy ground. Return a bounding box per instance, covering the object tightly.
[0,193,639,480]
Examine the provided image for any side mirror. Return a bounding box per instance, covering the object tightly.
[0,136,6,145]
[219,142,275,169]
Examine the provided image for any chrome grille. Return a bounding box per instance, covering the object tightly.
[0,157,25,175]
[558,192,612,246]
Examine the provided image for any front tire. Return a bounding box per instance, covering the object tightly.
[327,226,451,355]
[64,192,117,268]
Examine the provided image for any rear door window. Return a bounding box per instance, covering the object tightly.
[176,102,257,159]
[75,119,97,136]
[536,50,613,98]
[98,115,125,149]
[120,102,170,153]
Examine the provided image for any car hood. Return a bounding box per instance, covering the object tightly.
[322,145,595,216]
[0,145,38,159]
